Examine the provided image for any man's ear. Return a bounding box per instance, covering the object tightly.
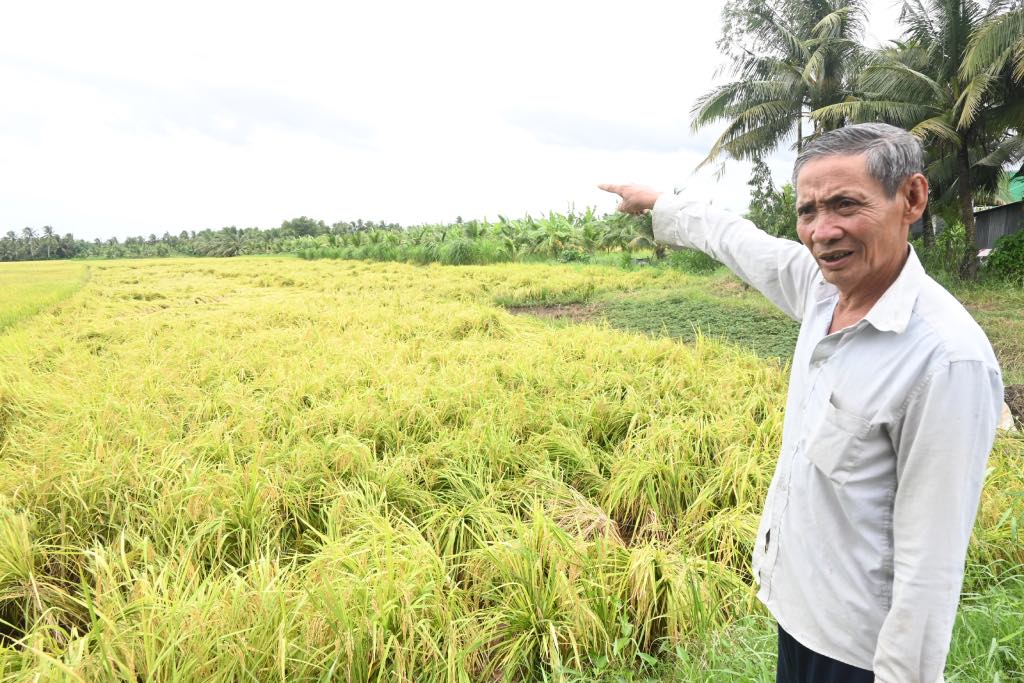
[903,173,929,224]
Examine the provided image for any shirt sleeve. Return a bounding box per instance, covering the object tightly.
[872,360,1003,683]
[651,193,819,322]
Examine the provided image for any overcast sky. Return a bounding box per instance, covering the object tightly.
[1,1,904,241]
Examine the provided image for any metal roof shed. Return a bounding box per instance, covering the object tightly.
[975,201,1024,249]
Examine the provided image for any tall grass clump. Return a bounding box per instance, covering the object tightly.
[665,248,722,275]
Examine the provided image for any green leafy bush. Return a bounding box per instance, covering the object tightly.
[986,229,1024,284]
[558,247,591,263]
[666,248,721,274]
[439,238,480,265]
[915,222,968,278]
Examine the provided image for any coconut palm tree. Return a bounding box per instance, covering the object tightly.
[961,4,1024,182]
[692,0,867,168]
[41,226,55,259]
[21,227,37,260]
[812,0,1024,277]
[3,231,17,260]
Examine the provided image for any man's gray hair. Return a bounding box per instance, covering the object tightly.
[792,123,924,197]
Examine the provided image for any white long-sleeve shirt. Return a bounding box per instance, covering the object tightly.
[652,194,1003,683]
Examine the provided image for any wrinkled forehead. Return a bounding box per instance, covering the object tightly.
[795,153,880,199]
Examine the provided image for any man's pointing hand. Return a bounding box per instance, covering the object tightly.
[598,184,662,216]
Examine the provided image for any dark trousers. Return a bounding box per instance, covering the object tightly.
[777,625,874,683]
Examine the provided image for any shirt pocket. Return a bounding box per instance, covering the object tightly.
[803,393,872,486]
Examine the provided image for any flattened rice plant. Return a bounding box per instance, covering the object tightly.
[0,257,1019,680]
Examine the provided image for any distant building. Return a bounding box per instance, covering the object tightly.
[975,201,1024,249]
[911,175,1023,249]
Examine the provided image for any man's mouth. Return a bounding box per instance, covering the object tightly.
[819,250,854,265]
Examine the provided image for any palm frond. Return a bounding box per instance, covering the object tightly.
[923,152,960,196]
[976,133,1024,167]
[802,48,828,86]
[899,0,939,45]
[974,94,1024,133]
[811,5,857,40]
[858,61,945,103]
[910,114,962,147]
[811,99,936,129]
[774,19,812,63]
[690,84,745,131]
[697,113,795,168]
[961,8,1024,82]
[690,78,802,131]
[955,66,998,128]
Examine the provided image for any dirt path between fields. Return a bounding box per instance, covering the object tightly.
[505,303,601,323]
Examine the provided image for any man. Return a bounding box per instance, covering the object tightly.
[600,123,1003,683]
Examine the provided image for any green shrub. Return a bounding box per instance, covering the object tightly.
[474,239,505,264]
[985,229,1024,285]
[915,222,968,279]
[364,244,398,262]
[558,247,591,264]
[406,245,429,265]
[666,248,721,274]
[439,238,479,265]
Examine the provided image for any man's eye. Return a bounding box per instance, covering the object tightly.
[836,199,857,211]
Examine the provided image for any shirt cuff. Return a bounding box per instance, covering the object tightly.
[652,192,696,249]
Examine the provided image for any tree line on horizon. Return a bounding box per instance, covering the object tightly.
[0,210,691,267]
[0,218,402,262]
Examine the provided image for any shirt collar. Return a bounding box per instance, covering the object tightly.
[813,244,924,335]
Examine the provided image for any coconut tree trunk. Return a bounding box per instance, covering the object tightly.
[956,144,978,280]
[921,201,934,249]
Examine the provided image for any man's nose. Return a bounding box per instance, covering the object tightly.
[810,215,845,243]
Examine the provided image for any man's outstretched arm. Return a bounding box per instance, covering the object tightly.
[599,183,819,322]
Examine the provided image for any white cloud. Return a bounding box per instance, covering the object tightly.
[0,0,903,241]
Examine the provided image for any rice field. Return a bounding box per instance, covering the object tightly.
[0,262,89,333]
[0,258,1021,681]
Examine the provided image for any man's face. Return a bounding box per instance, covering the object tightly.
[795,154,911,299]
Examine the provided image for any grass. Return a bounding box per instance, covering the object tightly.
[0,262,90,333]
[0,257,1020,681]
[951,281,1024,386]
[947,566,1024,681]
[601,291,799,363]
[555,263,1024,386]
